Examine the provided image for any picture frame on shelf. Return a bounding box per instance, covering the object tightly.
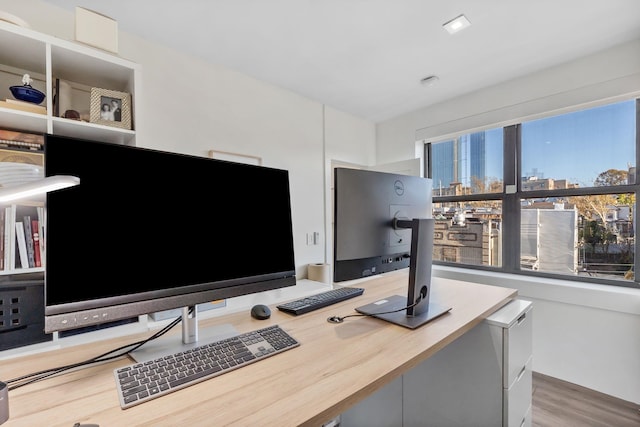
[89,87,132,130]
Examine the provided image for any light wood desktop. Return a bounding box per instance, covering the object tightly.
[0,270,516,427]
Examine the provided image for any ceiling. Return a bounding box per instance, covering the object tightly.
[42,0,640,123]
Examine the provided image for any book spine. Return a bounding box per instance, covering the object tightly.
[0,208,4,271]
[53,78,60,117]
[6,205,15,269]
[23,215,35,268]
[31,219,41,268]
[37,206,45,267]
[3,206,10,270]
[15,221,28,269]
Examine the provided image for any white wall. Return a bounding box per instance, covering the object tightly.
[377,40,640,404]
[130,39,328,278]
[378,39,640,154]
[0,0,376,279]
[323,106,376,268]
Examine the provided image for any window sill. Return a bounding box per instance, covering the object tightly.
[433,265,640,315]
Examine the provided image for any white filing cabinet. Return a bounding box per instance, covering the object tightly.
[340,299,533,427]
[487,299,533,427]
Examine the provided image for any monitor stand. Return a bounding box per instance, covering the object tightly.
[129,306,237,362]
[355,295,451,329]
[355,218,452,329]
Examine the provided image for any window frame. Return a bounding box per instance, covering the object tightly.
[425,98,640,289]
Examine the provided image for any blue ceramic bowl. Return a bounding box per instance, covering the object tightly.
[9,85,45,104]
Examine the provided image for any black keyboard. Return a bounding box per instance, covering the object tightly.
[114,324,299,409]
[277,287,365,315]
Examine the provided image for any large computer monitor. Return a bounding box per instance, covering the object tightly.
[333,167,450,328]
[43,134,296,357]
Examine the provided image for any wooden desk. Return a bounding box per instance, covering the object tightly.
[0,271,516,426]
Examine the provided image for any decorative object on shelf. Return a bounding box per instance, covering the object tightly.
[63,110,81,120]
[9,74,45,105]
[89,87,132,130]
[308,263,331,284]
[75,7,118,54]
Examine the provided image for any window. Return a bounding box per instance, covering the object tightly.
[521,101,635,190]
[427,99,638,288]
[430,129,504,196]
[430,128,504,267]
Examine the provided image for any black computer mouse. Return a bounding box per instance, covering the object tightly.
[251,304,271,320]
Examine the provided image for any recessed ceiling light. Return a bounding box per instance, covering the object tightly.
[443,14,471,34]
[420,75,439,86]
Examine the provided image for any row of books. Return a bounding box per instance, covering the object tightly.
[0,204,44,271]
[0,133,45,272]
[0,128,44,151]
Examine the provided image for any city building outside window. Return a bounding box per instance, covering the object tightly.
[426,98,638,288]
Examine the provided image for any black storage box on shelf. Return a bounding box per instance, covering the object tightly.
[0,279,51,351]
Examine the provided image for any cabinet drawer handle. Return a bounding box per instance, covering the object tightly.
[516,365,527,382]
[517,312,526,325]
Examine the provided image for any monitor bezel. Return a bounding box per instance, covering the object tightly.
[42,134,297,334]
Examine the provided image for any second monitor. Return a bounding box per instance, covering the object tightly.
[353,217,451,328]
[333,168,450,328]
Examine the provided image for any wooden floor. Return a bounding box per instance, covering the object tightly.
[533,372,640,426]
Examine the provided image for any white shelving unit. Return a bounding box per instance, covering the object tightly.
[0,21,141,279]
[0,21,141,351]
[0,20,140,145]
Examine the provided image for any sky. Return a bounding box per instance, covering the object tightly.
[520,100,635,187]
[475,99,635,187]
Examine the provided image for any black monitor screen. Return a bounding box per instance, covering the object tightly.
[44,134,296,333]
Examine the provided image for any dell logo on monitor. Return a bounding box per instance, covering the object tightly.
[394,180,405,195]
